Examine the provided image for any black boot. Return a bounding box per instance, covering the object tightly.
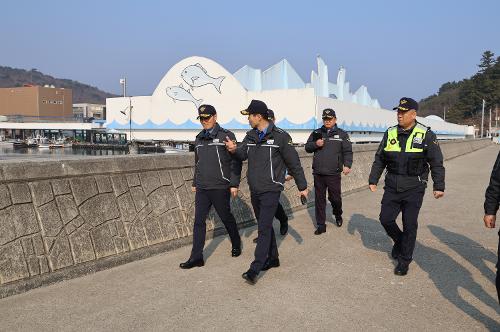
[179,258,204,269]
[242,270,257,284]
[232,246,241,257]
[335,215,343,227]
[314,226,326,235]
[262,258,280,271]
[394,261,409,276]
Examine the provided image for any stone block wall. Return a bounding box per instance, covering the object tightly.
[0,139,491,296]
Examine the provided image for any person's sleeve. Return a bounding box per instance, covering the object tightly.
[342,131,353,168]
[305,131,318,153]
[368,131,388,185]
[484,151,500,215]
[192,141,198,188]
[227,132,242,187]
[233,134,249,162]
[279,133,307,191]
[424,131,445,191]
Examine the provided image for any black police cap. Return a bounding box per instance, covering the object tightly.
[322,108,336,119]
[241,100,269,116]
[197,104,216,119]
[393,97,418,112]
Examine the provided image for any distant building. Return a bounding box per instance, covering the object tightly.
[0,85,73,120]
[0,86,108,142]
[72,103,106,120]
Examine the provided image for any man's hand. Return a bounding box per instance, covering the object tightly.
[433,191,444,199]
[369,184,377,192]
[315,139,324,147]
[224,136,236,153]
[285,175,293,182]
[299,189,309,198]
[191,186,196,193]
[343,167,351,175]
[484,214,496,228]
[230,187,238,198]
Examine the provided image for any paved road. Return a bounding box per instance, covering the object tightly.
[1,146,499,331]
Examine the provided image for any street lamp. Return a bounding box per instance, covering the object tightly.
[119,78,127,97]
[30,68,37,85]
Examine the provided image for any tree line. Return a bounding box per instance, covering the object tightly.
[419,51,500,126]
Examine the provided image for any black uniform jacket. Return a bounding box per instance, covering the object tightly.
[484,151,500,215]
[193,123,240,190]
[304,124,353,175]
[233,123,307,194]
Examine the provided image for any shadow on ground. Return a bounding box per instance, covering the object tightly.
[348,213,499,331]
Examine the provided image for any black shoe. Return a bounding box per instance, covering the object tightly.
[279,218,289,235]
[232,247,241,257]
[391,242,401,259]
[179,258,204,269]
[253,237,258,244]
[335,215,343,227]
[314,227,326,235]
[394,262,409,276]
[242,271,257,284]
[262,258,280,271]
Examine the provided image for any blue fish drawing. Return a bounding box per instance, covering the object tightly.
[181,63,225,93]
[166,84,203,109]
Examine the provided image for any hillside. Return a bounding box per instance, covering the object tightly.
[0,66,117,104]
[419,51,500,127]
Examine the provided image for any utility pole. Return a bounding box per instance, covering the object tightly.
[496,105,498,132]
[481,99,485,138]
[129,97,133,142]
[443,106,446,122]
[489,108,492,138]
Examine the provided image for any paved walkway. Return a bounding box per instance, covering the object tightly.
[0,146,499,331]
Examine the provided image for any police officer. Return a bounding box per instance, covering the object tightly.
[369,97,445,276]
[180,104,242,269]
[225,100,308,284]
[252,109,289,243]
[305,108,353,234]
[483,150,500,302]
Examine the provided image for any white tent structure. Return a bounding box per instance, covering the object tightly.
[106,56,470,143]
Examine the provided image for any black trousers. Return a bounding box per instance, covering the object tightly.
[190,189,241,261]
[249,191,281,274]
[314,174,342,228]
[275,201,287,224]
[379,187,425,264]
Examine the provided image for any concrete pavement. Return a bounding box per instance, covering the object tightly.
[0,145,499,331]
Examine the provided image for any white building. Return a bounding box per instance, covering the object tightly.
[106,56,471,143]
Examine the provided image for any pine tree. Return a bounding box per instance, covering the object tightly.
[478,50,496,73]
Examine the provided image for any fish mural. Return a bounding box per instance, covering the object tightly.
[181,63,225,93]
[166,84,203,109]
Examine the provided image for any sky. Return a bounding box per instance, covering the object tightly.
[1,0,499,108]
